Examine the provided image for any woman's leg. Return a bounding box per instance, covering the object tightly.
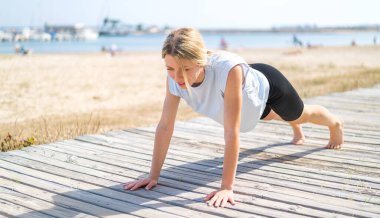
[263,107,343,149]
[289,105,343,149]
[253,63,343,149]
[263,110,305,145]
[289,123,305,145]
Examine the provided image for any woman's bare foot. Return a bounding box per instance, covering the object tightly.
[326,120,344,149]
[292,136,305,145]
[290,123,305,145]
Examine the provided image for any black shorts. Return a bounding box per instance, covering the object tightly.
[249,63,304,121]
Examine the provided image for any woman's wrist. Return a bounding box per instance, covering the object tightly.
[221,183,234,190]
[149,173,159,181]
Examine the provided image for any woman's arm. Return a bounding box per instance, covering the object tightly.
[149,79,181,180]
[124,79,180,190]
[221,65,243,189]
[205,64,243,207]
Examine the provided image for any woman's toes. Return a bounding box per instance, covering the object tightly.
[292,137,305,145]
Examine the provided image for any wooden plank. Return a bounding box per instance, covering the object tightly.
[173,120,380,149]
[252,121,380,143]
[136,121,380,155]
[0,159,186,218]
[194,118,379,137]
[0,152,253,218]
[19,143,314,216]
[85,131,380,186]
[0,196,52,218]
[11,148,317,218]
[0,185,96,218]
[306,97,380,109]
[12,143,367,217]
[0,176,133,218]
[87,132,380,189]
[37,137,380,215]
[137,121,380,153]
[3,138,380,216]
[101,131,380,186]
[123,127,380,176]
[311,95,380,105]
[115,126,380,164]
[191,115,380,136]
[107,129,380,196]
[67,137,380,204]
[148,125,380,167]
[16,147,269,217]
[171,123,380,158]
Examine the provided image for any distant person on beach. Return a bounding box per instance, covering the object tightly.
[374,36,377,45]
[110,43,118,56]
[14,43,21,54]
[124,28,344,207]
[219,37,228,50]
[14,43,31,55]
[293,34,303,47]
[101,44,119,56]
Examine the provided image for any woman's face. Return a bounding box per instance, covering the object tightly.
[165,54,204,89]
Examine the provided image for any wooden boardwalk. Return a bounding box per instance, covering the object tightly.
[1,85,379,218]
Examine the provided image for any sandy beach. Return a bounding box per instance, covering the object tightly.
[1,45,380,144]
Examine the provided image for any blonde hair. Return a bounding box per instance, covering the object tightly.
[162,27,209,89]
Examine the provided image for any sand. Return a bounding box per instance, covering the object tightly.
[1,45,380,135]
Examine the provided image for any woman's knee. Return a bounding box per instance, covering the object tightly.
[288,105,309,124]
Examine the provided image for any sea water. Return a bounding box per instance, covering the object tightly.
[0,31,378,54]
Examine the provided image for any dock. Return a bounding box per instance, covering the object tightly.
[1,85,379,217]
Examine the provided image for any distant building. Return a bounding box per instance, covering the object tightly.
[44,23,98,41]
[98,18,134,36]
[44,23,77,35]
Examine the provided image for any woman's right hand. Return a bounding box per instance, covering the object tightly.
[123,177,158,191]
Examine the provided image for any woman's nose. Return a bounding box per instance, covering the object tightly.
[174,70,183,81]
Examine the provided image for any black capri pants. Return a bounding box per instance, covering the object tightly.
[249,63,304,121]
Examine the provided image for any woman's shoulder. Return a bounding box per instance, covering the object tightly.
[209,51,245,63]
[207,51,247,71]
[209,50,240,60]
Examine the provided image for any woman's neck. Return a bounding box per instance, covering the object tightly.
[191,67,206,87]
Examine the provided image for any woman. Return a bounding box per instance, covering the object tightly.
[124,27,343,208]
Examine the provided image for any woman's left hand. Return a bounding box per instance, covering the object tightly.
[204,189,236,208]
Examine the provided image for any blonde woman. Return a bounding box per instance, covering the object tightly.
[124,28,343,208]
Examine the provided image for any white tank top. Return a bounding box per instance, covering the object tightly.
[168,51,270,132]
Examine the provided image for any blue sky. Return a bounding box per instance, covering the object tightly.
[1,0,379,29]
